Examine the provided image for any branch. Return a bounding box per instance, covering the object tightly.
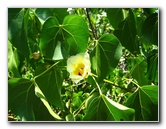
[85,8,98,40]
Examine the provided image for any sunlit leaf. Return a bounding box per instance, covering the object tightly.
[84,93,135,121]
[61,15,89,55]
[91,34,122,82]
[125,85,158,121]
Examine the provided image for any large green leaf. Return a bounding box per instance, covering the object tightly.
[114,9,139,54]
[106,8,125,29]
[125,85,158,121]
[84,93,135,121]
[35,8,68,24]
[61,15,89,55]
[142,13,158,46]
[40,15,88,58]
[35,63,63,109]
[91,34,122,82]
[8,78,56,121]
[8,8,30,58]
[40,17,60,51]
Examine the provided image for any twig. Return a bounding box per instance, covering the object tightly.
[85,8,98,40]
[68,85,74,112]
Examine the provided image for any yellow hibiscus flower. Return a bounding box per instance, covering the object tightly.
[67,52,91,83]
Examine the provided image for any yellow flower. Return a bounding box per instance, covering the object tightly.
[67,52,91,83]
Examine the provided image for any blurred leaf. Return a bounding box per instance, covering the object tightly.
[84,93,135,121]
[8,78,55,121]
[65,113,75,121]
[8,8,22,25]
[114,9,139,54]
[147,49,158,83]
[143,8,157,16]
[91,34,122,82]
[8,41,21,77]
[125,85,158,121]
[142,13,158,46]
[35,63,63,109]
[106,8,125,29]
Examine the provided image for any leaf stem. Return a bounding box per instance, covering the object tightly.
[91,75,102,95]
[33,60,61,80]
[73,88,96,117]
[90,73,133,92]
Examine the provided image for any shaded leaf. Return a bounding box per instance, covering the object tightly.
[125,85,158,121]
[130,55,149,86]
[8,41,21,77]
[35,8,68,24]
[147,49,158,83]
[8,78,55,121]
[114,9,139,54]
[106,8,125,29]
[8,8,30,58]
[142,13,158,46]
[35,63,63,109]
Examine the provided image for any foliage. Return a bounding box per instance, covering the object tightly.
[8,8,159,121]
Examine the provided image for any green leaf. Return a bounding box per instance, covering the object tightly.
[91,34,122,82]
[8,8,30,58]
[65,113,75,121]
[40,15,88,57]
[35,86,62,120]
[142,13,158,46]
[8,41,21,77]
[147,49,158,83]
[8,78,56,121]
[40,17,60,51]
[106,8,125,29]
[61,15,89,55]
[114,9,139,54]
[125,85,158,121]
[130,55,149,86]
[8,8,22,25]
[84,93,135,121]
[35,63,63,109]
[35,8,68,24]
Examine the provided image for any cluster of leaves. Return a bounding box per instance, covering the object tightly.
[8,8,158,121]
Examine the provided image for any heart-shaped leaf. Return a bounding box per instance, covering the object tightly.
[35,63,63,109]
[61,15,89,55]
[84,93,135,121]
[91,34,122,82]
[125,85,158,121]
[106,8,125,29]
[8,78,57,121]
[114,9,139,54]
